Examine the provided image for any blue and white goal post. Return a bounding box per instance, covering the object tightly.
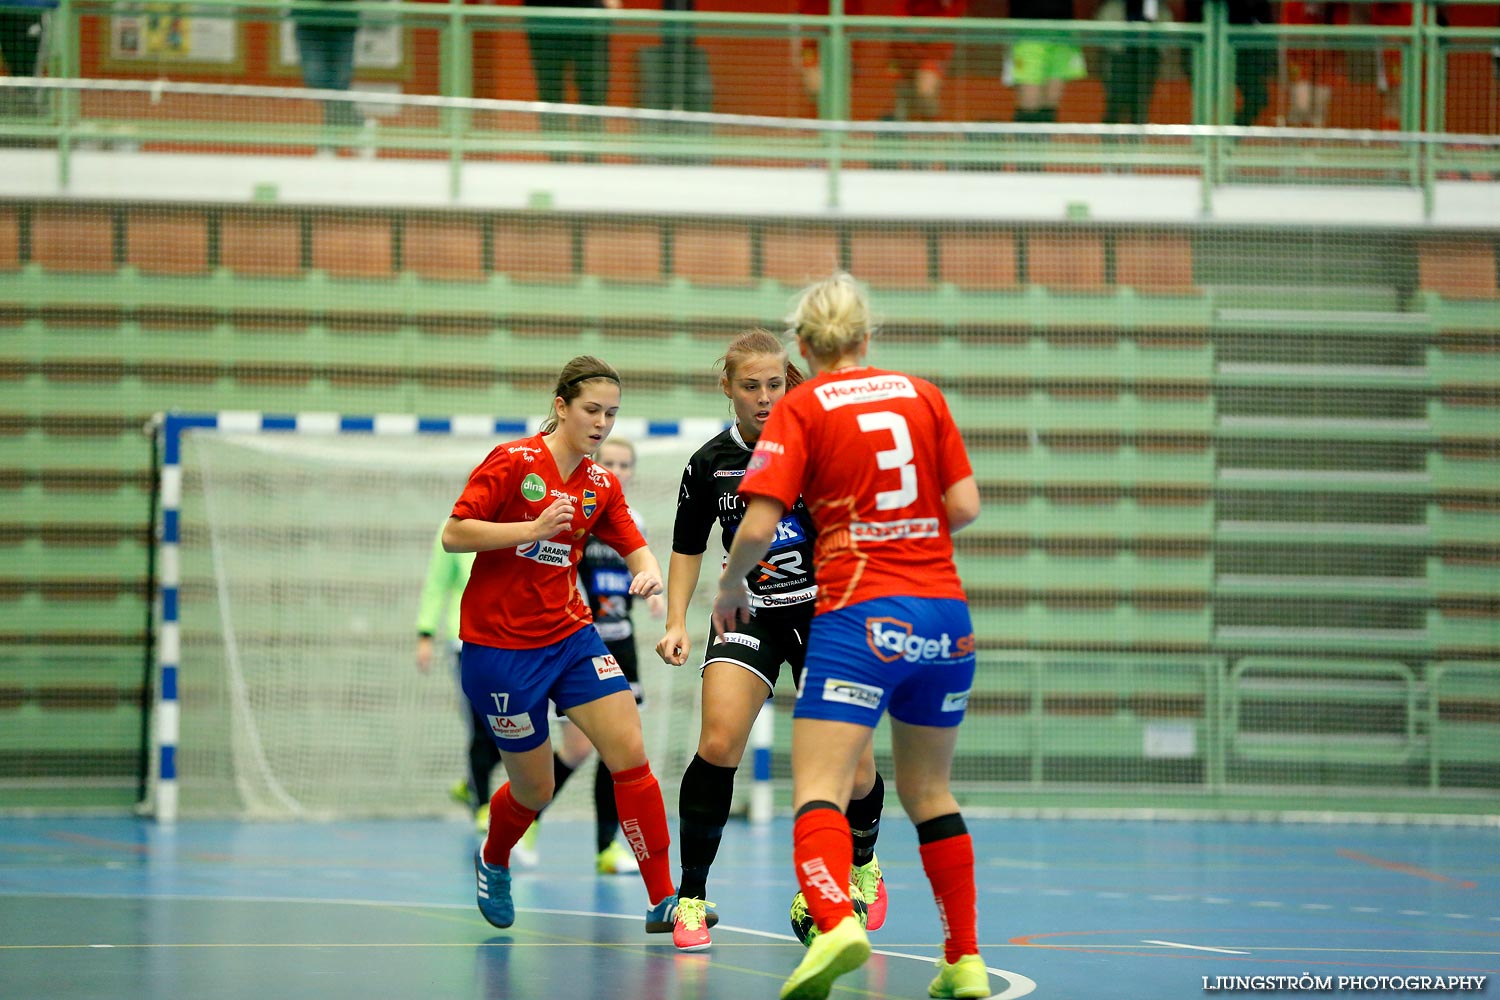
[144,411,775,825]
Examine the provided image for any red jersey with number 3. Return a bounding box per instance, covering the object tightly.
[738,367,972,614]
[452,433,646,649]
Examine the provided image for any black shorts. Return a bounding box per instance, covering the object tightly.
[604,634,644,704]
[548,632,643,722]
[701,602,814,692]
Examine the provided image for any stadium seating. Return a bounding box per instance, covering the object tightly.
[4,202,1498,806]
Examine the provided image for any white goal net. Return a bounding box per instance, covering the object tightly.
[161,417,715,820]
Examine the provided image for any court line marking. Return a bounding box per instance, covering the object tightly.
[0,892,1040,998]
[1337,848,1478,889]
[1142,939,1251,955]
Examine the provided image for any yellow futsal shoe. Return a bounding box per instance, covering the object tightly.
[595,840,639,875]
[928,954,992,999]
[779,914,870,1000]
[511,819,540,868]
[474,803,490,835]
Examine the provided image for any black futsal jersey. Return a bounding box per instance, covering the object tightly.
[673,423,817,610]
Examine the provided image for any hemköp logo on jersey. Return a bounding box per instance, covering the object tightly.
[865,617,976,664]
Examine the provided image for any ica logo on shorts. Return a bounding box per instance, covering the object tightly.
[488,712,536,740]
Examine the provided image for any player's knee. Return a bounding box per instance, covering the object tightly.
[695,730,747,768]
[598,734,647,773]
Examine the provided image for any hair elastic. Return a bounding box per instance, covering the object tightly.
[565,371,620,388]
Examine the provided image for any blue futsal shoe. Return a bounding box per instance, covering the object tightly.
[645,892,721,934]
[474,848,514,929]
[644,892,680,933]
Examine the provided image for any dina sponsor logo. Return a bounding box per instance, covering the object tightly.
[520,473,547,502]
[865,617,976,664]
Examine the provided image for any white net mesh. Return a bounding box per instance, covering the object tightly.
[172,426,709,819]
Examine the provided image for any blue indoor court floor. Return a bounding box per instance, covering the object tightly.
[1,814,1496,999]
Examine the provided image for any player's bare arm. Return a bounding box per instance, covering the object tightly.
[943,474,981,533]
[441,498,575,553]
[711,496,784,636]
[656,550,704,665]
[622,544,664,599]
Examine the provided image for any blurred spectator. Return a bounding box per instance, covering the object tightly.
[887,0,965,120]
[1280,1,1349,127]
[1363,1,1412,130]
[290,0,362,129]
[525,0,622,143]
[1183,0,1272,126]
[1007,0,1087,125]
[799,0,965,121]
[1096,0,1164,128]
[0,0,52,119]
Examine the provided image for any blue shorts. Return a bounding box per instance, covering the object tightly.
[460,626,631,753]
[796,596,977,729]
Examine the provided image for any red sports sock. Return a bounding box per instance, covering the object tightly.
[483,783,538,868]
[612,763,676,905]
[919,832,978,963]
[793,805,855,934]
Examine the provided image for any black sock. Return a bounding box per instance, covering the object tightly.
[845,772,885,867]
[594,759,618,853]
[677,754,737,900]
[468,711,500,804]
[535,751,576,819]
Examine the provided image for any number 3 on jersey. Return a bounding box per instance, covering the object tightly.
[857,411,917,510]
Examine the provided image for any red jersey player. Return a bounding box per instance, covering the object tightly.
[445,354,683,938]
[798,0,965,121]
[711,274,988,1000]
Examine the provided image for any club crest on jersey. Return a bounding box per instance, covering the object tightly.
[488,712,535,740]
[520,473,546,502]
[582,489,597,519]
